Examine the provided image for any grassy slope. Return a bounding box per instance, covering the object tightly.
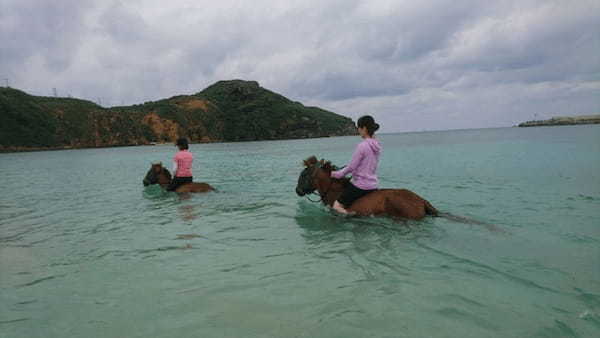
[0,80,356,151]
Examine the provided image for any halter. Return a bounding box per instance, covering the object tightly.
[303,163,333,204]
[306,191,324,203]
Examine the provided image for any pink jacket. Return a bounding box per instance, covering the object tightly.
[173,150,193,177]
[331,138,381,190]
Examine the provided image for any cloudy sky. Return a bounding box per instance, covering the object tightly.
[2,0,599,132]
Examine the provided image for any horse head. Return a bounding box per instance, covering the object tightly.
[143,162,172,187]
[295,156,335,196]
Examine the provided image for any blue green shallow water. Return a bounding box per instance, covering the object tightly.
[1,126,599,337]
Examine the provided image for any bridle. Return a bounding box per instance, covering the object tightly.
[304,166,327,203]
[306,190,324,203]
[303,163,338,204]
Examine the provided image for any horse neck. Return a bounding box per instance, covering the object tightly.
[316,176,344,207]
[158,170,171,187]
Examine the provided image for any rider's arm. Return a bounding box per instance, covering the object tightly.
[331,143,364,178]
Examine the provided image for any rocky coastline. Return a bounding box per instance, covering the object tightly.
[518,114,600,127]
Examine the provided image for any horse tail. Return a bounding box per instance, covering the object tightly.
[424,200,439,216]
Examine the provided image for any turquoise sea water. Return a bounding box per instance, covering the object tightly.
[1,125,599,337]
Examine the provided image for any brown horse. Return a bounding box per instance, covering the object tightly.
[143,162,215,193]
[295,156,438,220]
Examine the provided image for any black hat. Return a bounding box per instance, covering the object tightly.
[176,137,188,149]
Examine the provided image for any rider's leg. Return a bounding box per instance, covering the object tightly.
[332,200,350,214]
[166,177,179,191]
[167,176,191,191]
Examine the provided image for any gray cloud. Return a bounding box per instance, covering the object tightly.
[1,0,599,132]
[1,0,93,72]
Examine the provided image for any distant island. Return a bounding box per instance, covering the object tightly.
[518,114,600,127]
[0,80,357,152]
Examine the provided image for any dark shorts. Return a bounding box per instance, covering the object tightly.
[337,183,377,208]
[167,176,193,191]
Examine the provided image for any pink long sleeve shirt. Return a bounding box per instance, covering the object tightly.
[173,150,193,177]
[331,138,382,190]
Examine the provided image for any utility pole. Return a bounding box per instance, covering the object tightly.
[53,87,58,97]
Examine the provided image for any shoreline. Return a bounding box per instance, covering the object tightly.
[0,134,347,154]
[3,123,599,154]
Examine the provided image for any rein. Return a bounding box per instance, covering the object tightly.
[305,191,323,203]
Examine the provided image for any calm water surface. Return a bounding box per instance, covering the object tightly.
[1,126,599,337]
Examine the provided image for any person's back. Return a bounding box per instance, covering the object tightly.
[167,137,194,191]
[174,149,193,177]
[347,137,381,190]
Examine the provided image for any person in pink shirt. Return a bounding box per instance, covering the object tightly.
[167,137,194,191]
[331,115,382,214]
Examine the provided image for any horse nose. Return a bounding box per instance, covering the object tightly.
[296,187,305,196]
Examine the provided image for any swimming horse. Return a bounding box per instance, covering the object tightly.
[143,162,215,193]
[296,156,438,220]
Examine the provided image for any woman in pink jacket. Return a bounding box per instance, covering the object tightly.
[331,115,382,214]
[167,137,194,191]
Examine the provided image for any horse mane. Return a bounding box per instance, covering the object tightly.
[302,155,345,178]
[303,156,318,167]
[302,155,350,190]
[160,166,172,181]
[302,156,334,169]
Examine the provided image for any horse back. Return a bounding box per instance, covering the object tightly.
[176,182,215,193]
[349,188,436,219]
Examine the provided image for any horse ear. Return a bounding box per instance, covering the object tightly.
[304,156,318,167]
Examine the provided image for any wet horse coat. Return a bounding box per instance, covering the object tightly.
[296,156,438,220]
[143,163,215,193]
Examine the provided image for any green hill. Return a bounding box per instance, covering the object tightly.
[0,80,357,152]
[518,114,600,127]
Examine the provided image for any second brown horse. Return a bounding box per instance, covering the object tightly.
[296,156,438,220]
[143,163,215,193]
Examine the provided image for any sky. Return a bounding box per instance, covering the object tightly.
[1,0,599,132]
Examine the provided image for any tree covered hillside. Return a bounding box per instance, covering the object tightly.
[0,80,357,152]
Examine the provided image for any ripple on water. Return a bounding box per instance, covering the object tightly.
[16,274,65,288]
[560,232,599,244]
[1,127,599,337]
[0,318,31,325]
[435,306,500,331]
[536,319,580,338]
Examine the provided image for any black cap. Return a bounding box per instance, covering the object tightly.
[176,137,188,149]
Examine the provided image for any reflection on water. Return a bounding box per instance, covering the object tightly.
[178,204,198,221]
[142,185,212,221]
[294,200,435,242]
